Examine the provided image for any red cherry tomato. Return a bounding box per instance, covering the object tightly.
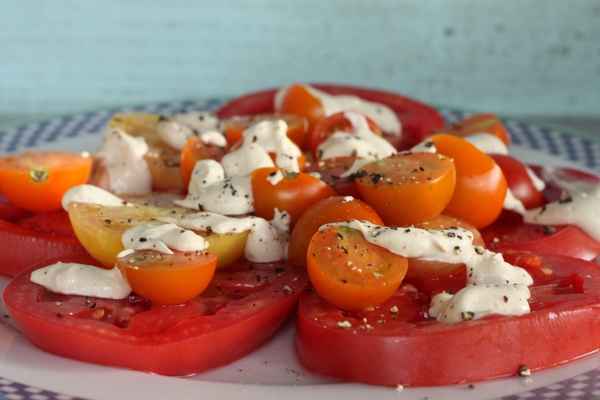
[491,154,545,210]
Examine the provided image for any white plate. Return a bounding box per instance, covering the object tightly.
[2,102,600,400]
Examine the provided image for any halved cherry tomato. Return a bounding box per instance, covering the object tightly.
[250,167,336,228]
[309,112,381,159]
[0,151,93,212]
[491,154,545,210]
[224,113,308,148]
[429,133,507,229]
[307,223,408,312]
[180,136,227,189]
[439,113,510,147]
[277,83,325,149]
[304,156,362,198]
[288,196,383,267]
[355,151,456,226]
[117,249,217,306]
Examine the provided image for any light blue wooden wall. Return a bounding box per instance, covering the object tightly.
[1,0,599,128]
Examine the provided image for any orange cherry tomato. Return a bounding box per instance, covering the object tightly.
[307,223,408,312]
[0,151,93,212]
[277,83,325,149]
[250,167,336,229]
[117,249,217,306]
[310,112,382,159]
[429,133,507,229]
[224,113,308,149]
[439,113,510,147]
[288,196,383,267]
[180,137,227,189]
[355,152,456,226]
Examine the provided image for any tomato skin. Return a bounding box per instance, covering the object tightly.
[430,133,507,229]
[288,196,383,267]
[4,255,308,376]
[296,252,600,387]
[0,151,93,212]
[117,250,218,306]
[355,151,456,226]
[250,167,336,228]
[216,84,444,151]
[491,154,545,210]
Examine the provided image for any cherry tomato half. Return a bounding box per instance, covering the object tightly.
[307,223,408,312]
[277,83,326,149]
[117,249,217,306]
[430,133,507,229]
[180,137,227,190]
[288,196,383,267]
[355,152,456,226]
[250,167,336,229]
[0,151,93,212]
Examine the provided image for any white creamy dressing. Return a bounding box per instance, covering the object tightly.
[316,111,397,160]
[94,128,153,194]
[175,159,254,215]
[174,111,224,134]
[118,223,210,257]
[157,115,227,151]
[30,262,132,299]
[523,184,600,242]
[274,84,401,135]
[62,184,133,210]
[221,119,302,176]
[157,212,290,263]
[328,220,533,323]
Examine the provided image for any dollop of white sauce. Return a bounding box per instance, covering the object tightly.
[275,84,401,135]
[157,212,290,263]
[317,111,397,160]
[31,262,132,299]
[95,128,152,194]
[176,159,254,215]
[62,184,132,210]
[118,223,209,257]
[174,111,224,134]
[221,119,302,176]
[429,284,531,323]
[157,119,195,151]
[523,184,600,242]
[463,132,509,155]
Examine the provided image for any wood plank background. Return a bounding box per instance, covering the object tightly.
[1,0,599,130]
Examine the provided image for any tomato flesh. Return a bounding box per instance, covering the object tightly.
[4,255,308,376]
[296,252,600,387]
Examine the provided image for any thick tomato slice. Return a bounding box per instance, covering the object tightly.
[224,113,308,149]
[355,151,456,226]
[439,113,510,147]
[216,84,444,151]
[296,252,600,387]
[288,195,383,267]
[0,151,93,212]
[304,156,362,198]
[307,224,408,312]
[429,133,507,229]
[117,249,218,306]
[4,255,308,376]
[491,154,545,210]
[250,167,336,228]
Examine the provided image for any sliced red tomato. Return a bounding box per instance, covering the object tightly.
[307,224,408,312]
[0,209,89,277]
[4,255,308,376]
[309,111,381,159]
[439,113,510,147]
[528,164,600,203]
[216,84,444,151]
[250,167,336,228]
[429,133,507,229]
[179,136,227,189]
[491,154,545,210]
[355,151,456,226]
[288,196,383,267]
[224,113,308,148]
[117,249,218,306]
[0,151,93,212]
[296,252,600,387]
[304,156,362,198]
